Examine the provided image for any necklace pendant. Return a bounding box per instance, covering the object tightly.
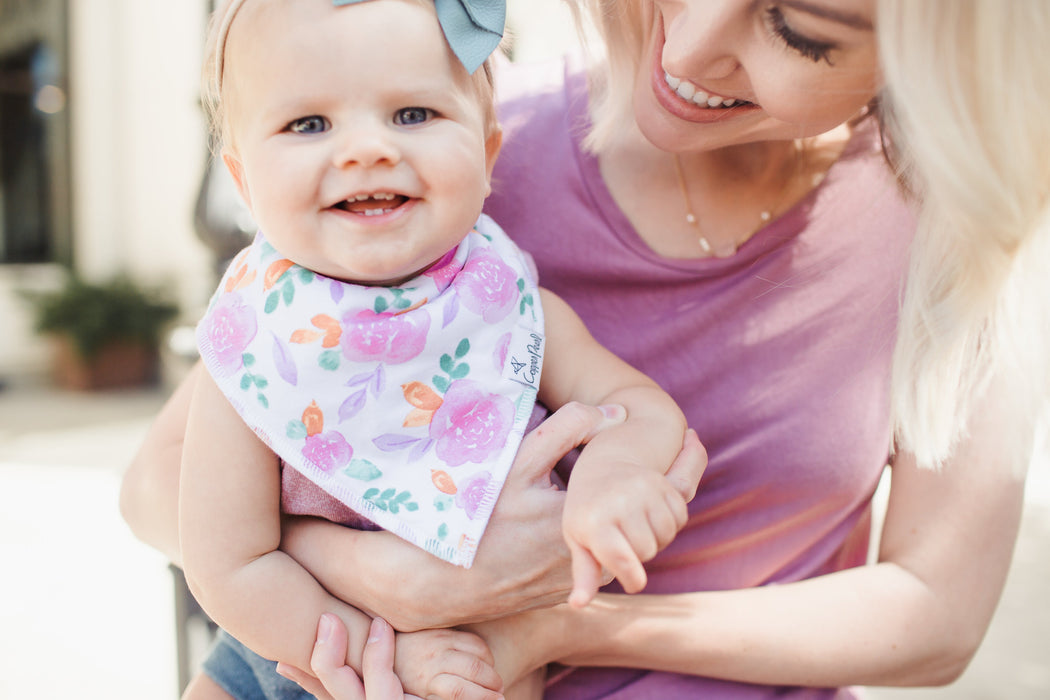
[685,213,697,225]
[698,236,713,254]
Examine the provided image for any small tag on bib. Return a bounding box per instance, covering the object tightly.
[503,324,544,389]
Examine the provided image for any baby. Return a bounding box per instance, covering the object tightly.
[179,1,689,698]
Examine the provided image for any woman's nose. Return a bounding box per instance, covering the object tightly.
[661,1,744,82]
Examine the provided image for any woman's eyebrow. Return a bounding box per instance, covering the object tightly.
[779,0,874,31]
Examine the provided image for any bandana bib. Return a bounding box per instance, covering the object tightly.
[197,214,545,567]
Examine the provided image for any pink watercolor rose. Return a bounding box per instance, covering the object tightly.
[429,380,513,466]
[492,331,512,371]
[205,292,258,373]
[422,248,460,291]
[455,470,492,520]
[454,249,519,323]
[341,308,429,364]
[302,431,353,474]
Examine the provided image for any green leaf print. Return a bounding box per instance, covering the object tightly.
[319,350,340,371]
[455,338,470,359]
[440,354,455,373]
[265,291,280,314]
[286,420,308,440]
[342,458,383,482]
[363,487,418,514]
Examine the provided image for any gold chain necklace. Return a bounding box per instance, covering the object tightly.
[672,143,801,258]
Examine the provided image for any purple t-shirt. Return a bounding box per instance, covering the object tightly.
[484,60,915,699]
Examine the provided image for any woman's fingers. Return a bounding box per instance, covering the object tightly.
[360,618,408,699]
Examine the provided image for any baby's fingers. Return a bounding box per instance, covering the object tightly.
[567,540,604,608]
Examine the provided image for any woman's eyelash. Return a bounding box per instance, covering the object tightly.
[765,6,836,65]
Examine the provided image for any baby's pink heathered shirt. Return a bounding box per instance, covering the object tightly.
[484,60,915,700]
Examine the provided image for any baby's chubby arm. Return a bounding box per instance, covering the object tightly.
[179,372,502,699]
[179,371,374,673]
[536,290,691,608]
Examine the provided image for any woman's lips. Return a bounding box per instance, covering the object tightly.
[649,22,760,124]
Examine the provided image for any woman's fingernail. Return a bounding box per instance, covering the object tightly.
[367,616,385,644]
[318,613,336,645]
[598,404,626,420]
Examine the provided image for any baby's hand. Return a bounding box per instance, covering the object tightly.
[394,627,505,700]
[562,460,689,607]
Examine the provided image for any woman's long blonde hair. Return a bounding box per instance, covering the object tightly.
[878,0,1050,472]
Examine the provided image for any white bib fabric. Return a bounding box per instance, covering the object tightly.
[197,215,545,567]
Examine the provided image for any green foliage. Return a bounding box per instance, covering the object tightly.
[25,274,179,360]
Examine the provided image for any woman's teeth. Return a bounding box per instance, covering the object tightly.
[664,72,744,108]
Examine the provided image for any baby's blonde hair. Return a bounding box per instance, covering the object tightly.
[879,0,1050,473]
[201,0,499,149]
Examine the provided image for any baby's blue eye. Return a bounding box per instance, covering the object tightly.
[288,116,329,134]
[394,107,432,126]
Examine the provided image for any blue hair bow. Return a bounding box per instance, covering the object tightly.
[332,0,505,74]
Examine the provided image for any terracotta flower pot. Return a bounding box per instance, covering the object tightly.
[50,335,159,391]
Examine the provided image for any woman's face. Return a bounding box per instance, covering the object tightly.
[633,0,880,153]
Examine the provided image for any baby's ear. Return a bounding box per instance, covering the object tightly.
[222,147,252,210]
[483,128,503,186]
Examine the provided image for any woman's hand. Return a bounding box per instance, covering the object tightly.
[277,615,419,700]
[277,615,504,700]
[283,402,634,630]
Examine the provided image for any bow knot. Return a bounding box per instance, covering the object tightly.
[333,0,505,74]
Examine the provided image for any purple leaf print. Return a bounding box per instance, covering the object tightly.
[373,363,386,395]
[338,388,368,423]
[408,437,434,462]
[329,278,345,303]
[442,294,460,328]
[271,332,298,386]
[373,434,422,452]
[346,370,376,388]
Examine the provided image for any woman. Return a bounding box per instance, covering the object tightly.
[121,0,1047,697]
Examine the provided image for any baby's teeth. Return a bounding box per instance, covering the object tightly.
[665,72,681,89]
[707,95,722,107]
[675,81,696,100]
[692,90,709,106]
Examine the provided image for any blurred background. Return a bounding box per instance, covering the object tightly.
[0,0,1046,698]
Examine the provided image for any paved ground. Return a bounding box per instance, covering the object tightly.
[0,377,1047,698]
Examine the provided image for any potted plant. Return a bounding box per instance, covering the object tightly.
[25,274,179,390]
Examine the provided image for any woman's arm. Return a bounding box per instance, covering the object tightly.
[477,405,1025,688]
[120,361,202,566]
[118,362,647,630]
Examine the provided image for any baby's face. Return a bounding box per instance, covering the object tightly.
[221,0,499,285]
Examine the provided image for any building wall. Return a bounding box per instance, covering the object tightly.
[1,0,215,381]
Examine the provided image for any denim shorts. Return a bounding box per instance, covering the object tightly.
[202,629,314,700]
